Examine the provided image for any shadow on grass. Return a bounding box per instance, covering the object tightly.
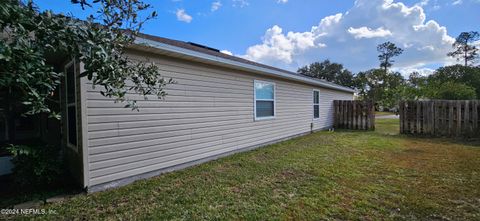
[339,118,480,148]
[400,135,480,148]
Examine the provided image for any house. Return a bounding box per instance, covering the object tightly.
[1,33,354,192]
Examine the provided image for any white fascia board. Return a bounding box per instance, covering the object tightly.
[134,37,355,93]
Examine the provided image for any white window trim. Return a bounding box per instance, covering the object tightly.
[253,80,276,121]
[64,60,78,151]
[313,89,320,120]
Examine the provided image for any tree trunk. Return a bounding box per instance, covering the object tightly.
[384,57,389,72]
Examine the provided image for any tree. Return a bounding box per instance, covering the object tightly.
[447,31,480,66]
[426,65,480,98]
[0,0,175,191]
[0,0,173,117]
[429,82,477,100]
[354,69,405,110]
[298,60,355,87]
[377,42,403,72]
[404,71,428,100]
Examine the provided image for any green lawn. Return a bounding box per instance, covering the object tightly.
[375,111,396,116]
[6,119,480,220]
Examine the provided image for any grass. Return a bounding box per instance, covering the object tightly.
[4,119,480,220]
[376,118,400,135]
[375,111,396,116]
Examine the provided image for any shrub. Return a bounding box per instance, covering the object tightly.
[429,81,477,100]
[7,144,65,192]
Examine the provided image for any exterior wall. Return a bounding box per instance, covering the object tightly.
[84,50,353,188]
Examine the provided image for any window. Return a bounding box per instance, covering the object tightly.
[65,61,77,149]
[254,81,275,120]
[313,90,320,119]
[0,88,6,144]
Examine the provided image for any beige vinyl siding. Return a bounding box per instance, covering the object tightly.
[312,88,353,131]
[84,50,353,186]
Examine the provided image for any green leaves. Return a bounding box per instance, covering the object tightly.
[0,0,172,116]
[297,60,355,88]
[447,31,479,66]
[7,144,65,191]
[377,42,403,72]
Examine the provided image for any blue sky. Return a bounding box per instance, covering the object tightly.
[35,0,480,75]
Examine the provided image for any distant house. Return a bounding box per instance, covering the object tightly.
[1,33,354,191]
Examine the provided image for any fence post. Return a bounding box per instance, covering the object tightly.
[433,101,438,135]
[353,101,357,129]
[333,100,339,128]
[473,100,478,135]
[399,100,479,137]
[423,101,428,134]
[408,101,414,133]
[464,101,470,135]
[429,102,436,135]
[341,101,347,127]
[362,102,366,130]
[457,101,461,136]
[350,101,354,129]
[399,101,404,133]
[333,100,375,131]
[448,101,453,136]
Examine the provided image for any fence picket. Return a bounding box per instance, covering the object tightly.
[473,100,478,135]
[334,100,374,130]
[464,101,470,135]
[400,100,480,137]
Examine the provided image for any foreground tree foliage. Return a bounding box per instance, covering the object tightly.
[0,0,173,117]
[297,60,356,88]
[0,0,174,192]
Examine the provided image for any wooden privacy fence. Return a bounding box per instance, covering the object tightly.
[400,100,480,137]
[334,100,375,130]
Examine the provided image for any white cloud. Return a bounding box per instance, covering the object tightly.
[415,0,429,6]
[233,0,249,8]
[243,25,324,67]
[348,27,393,39]
[452,0,463,5]
[277,0,288,3]
[220,50,233,55]
[176,9,192,23]
[242,0,456,73]
[211,1,222,11]
[393,67,435,77]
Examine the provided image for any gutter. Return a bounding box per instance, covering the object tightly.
[133,37,355,93]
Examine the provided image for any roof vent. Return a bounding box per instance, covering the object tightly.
[187,42,220,53]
